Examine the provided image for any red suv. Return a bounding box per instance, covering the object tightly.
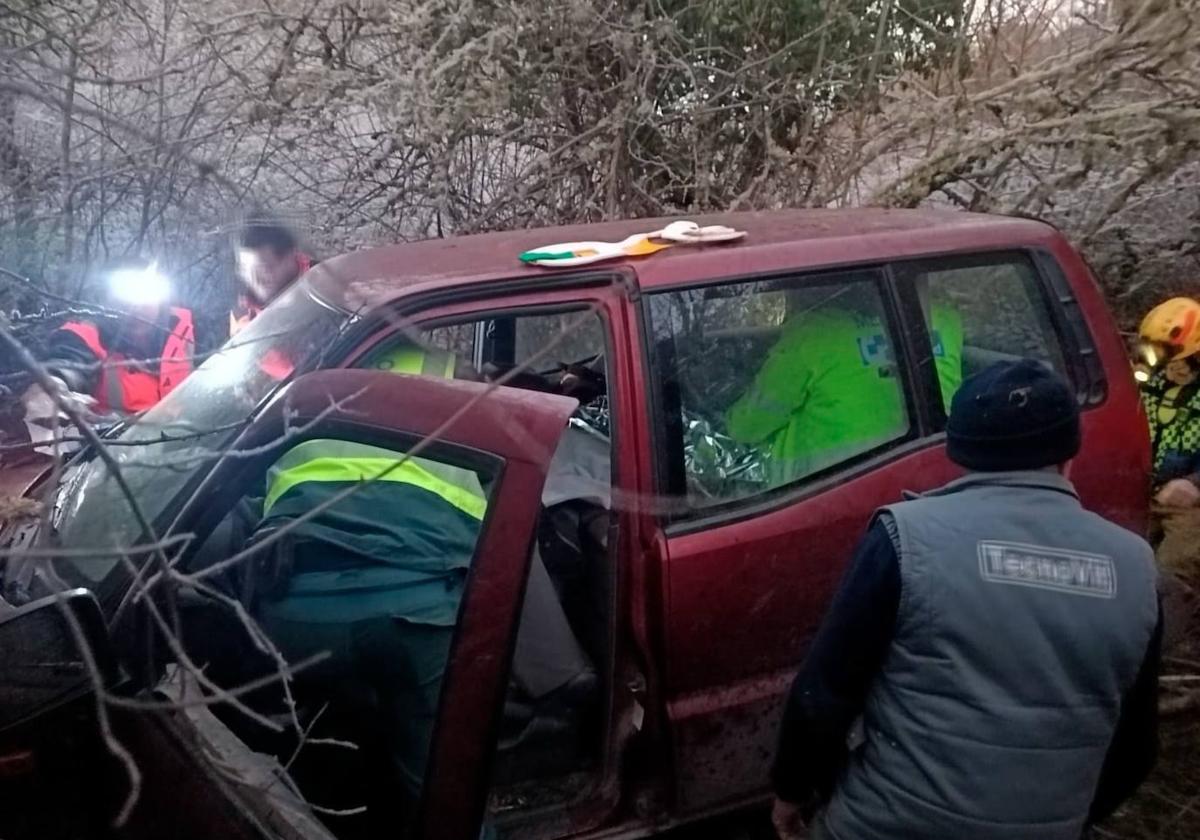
[0,209,1149,840]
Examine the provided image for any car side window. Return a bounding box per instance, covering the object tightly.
[514,311,607,365]
[424,322,478,359]
[646,270,914,510]
[896,253,1068,416]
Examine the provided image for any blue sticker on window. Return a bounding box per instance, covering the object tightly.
[858,334,892,367]
[931,330,945,358]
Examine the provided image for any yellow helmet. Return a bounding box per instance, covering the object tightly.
[1138,297,1200,373]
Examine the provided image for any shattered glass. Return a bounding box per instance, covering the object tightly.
[574,396,611,438]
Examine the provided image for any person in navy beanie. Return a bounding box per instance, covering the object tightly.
[772,360,1161,840]
[945,359,1082,471]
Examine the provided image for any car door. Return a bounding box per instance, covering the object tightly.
[639,265,955,813]
[160,369,577,840]
[638,249,1099,815]
[337,276,651,837]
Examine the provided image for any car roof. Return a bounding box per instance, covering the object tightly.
[308,208,1061,312]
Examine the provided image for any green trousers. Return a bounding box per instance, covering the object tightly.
[258,609,453,798]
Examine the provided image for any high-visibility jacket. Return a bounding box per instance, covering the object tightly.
[257,438,487,625]
[366,344,458,378]
[58,307,195,414]
[1141,370,1200,480]
[727,304,963,486]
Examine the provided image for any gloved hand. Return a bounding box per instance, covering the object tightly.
[21,377,98,455]
[1155,477,1200,508]
[21,376,97,425]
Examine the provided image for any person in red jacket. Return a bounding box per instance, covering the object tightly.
[32,259,195,418]
[231,220,313,339]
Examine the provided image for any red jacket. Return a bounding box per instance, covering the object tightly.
[57,307,195,414]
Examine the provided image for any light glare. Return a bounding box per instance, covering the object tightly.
[108,262,170,306]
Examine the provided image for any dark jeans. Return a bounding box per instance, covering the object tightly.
[257,610,454,798]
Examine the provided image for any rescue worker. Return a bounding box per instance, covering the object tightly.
[231,220,313,338]
[727,287,962,487]
[250,435,487,805]
[27,258,194,417]
[250,341,600,819]
[1136,297,1200,507]
[364,341,603,701]
[771,360,1161,840]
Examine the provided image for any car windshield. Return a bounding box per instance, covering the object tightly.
[52,280,349,594]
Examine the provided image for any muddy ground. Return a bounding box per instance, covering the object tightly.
[1100,709,1200,839]
[667,701,1200,840]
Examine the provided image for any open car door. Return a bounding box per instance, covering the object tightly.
[158,370,577,840]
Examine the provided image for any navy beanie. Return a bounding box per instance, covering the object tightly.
[946,360,1080,472]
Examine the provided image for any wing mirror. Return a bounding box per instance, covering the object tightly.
[0,589,116,733]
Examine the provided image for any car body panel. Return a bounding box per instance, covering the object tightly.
[307,210,1057,311]
[2,210,1149,840]
[334,213,1148,824]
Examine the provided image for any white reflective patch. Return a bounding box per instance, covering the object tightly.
[977,541,1117,599]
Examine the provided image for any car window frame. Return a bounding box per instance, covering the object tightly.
[640,263,925,529]
[135,280,620,611]
[640,246,1097,535]
[1031,247,1108,406]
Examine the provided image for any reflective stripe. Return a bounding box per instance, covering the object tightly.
[264,438,486,520]
[105,364,126,414]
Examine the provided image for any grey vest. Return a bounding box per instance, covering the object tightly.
[823,471,1157,840]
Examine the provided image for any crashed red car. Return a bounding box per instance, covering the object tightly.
[0,209,1149,840]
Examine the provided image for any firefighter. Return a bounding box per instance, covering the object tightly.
[231,220,313,338]
[1136,297,1200,507]
[771,361,1160,840]
[25,258,194,418]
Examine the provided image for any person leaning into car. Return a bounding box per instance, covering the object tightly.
[771,361,1161,840]
[238,344,487,823]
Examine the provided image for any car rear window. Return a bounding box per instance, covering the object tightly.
[893,252,1070,420]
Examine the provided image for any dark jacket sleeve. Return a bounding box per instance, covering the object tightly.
[1089,601,1163,824]
[44,327,102,395]
[771,517,901,807]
